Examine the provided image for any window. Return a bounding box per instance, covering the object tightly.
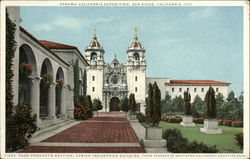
[135,87,138,92]
[201,88,204,92]
[92,76,95,81]
[187,88,189,92]
[90,52,97,61]
[135,76,138,81]
[92,87,95,92]
[133,53,140,61]
[216,88,219,92]
[172,88,175,92]
[179,88,182,92]
[194,88,197,92]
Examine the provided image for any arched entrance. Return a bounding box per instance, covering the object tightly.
[56,67,64,116]
[18,44,37,105]
[110,97,120,111]
[40,58,53,119]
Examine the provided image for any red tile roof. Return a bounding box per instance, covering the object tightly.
[39,40,77,49]
[170,80,230,85]
[20,26,69,66]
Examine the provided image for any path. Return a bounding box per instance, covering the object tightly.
[19,112,145,153]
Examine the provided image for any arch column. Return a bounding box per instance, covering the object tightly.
[60,86,67,116]
[29,76,41,123]
[48,83,56,119]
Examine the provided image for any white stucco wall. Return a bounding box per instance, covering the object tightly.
[166,85,229,102]
[86,69,103,101]
[146,78,170,100]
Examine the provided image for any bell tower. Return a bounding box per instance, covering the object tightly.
[126,27,146,104]
[85,27,104,101]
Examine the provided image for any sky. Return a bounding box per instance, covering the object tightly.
[20,6,243,96]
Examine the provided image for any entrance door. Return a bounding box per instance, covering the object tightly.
[110,97,120,111]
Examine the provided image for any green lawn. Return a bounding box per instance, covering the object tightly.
[158,121,243,153]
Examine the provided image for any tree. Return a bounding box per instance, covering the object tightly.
[204,87,217,118]
[172,95,184,114]
[6,10,17,152]
[184,91,192,115]
[192,95,203,117]
[92,99,103,111]
[152,82,161,125]
[120,97,129,112]
[128,93,137,114]
[85,95,93,118]
[82,69,87,99]
[216,93,226,119]
[73,59,80,103]
[161,91,173,114]
[227,91,235,102]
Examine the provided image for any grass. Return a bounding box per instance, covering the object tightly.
[157,121,243,153]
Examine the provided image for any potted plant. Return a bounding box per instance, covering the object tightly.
[19,63,32,77]
[128,93,138,121]
[41,74,52,88]
[200,87,222,134]
[142,82,166,148]
[56,79,64,88]
[180,91,195,127]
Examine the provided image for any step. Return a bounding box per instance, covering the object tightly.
[33,119,73,138]
[38,117,69,130]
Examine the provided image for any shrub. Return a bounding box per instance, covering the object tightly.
[137,113,146,122]
[223,120,233,126]
[168,117,182,123]
[218,119,224,125]
[193,117,204,124]
[232,120,243,127]
[74,102,92,120]
[163,128,218,153]
[10,104,38,151]
[235,133,243,149]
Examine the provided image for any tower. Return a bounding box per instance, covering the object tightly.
[85,28,104,101]
[126,27,146,105]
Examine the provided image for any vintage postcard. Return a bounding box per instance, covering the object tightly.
[0,0,249,159]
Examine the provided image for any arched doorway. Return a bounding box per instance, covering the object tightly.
[18,44,37,105]
[40,58,53,119]
[55,67,64,117]
[110,97,120,111]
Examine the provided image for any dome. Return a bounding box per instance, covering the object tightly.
[88,34,101,48]
[129,35,143,49]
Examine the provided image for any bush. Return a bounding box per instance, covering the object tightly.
[235,133,243,149]
[163,128,218,153]
[223,120,233,126]
[137,113,146,122]
[161,116,182,123]
[231,120,243,127]
[218,119,224,125]
[74,102,92,120]
[10,104,38,151]
[193,117,204,124]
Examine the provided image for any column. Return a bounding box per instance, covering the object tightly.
[66,86,74,119]
[60,86,66,116]
[48,83,56,119]
[29,77,41,123]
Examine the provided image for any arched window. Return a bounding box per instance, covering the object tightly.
[133,53,140,61]
[91,52,97,61]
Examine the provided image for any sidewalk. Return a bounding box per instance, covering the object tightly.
[19,112,145,153]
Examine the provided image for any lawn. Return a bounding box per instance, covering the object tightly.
[158,121,243,153]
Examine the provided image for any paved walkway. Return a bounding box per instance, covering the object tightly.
[19,112,145,153]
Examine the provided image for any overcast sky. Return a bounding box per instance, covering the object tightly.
[20,6,243,96]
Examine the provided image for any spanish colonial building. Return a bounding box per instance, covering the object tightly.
[8,6,230,121]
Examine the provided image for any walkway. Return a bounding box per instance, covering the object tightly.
[19,112,145,153]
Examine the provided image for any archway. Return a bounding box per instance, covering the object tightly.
[40,58,53,119]
[18,44,38,105]
[110,97,120,111]
[55,67,64,117]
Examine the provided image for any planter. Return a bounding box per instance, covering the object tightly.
[129,114,138,122]
[142,126,166,148]
[180,115,195,127]
[200,119,222,134]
